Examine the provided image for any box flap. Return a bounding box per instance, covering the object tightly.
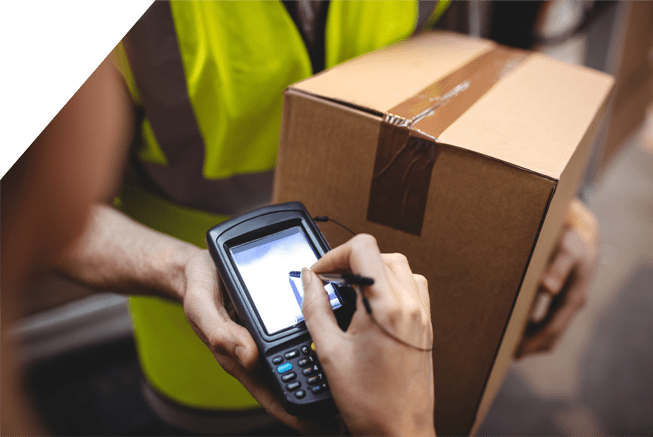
[292,32,495,113]
[292,31,614,180]
[438,54,614,179]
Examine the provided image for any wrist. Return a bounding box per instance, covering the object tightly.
[165,243,202,302]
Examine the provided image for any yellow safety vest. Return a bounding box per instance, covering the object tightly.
[114,0,448,410]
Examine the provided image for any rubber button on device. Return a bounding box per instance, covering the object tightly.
[298,357,314,367]
[281,372,296,382]
[301,345,311,355]
[302,365,319,376]
[276,363,292,374]
[284,350,299,360]
[272,356,283,365]
[311,383,327,394]
[286,381,301,391]
[307,374,323,385]
[295,390,306,399]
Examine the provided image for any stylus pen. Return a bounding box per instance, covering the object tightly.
[289,271,374,286]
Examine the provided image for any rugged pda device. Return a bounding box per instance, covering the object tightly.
[206,202,356,416]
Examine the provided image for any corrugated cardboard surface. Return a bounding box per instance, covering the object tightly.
[471,76,612,434]
[293,32,494,114]
[274,32,614,435]
[438,54,613,179]
[276,91,554,435]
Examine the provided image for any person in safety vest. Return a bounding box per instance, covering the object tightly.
[3,56,434,437]
[31,1,599,434]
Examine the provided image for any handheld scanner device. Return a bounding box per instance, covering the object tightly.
[206,202,356,416]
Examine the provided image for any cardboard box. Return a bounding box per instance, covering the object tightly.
[273,32,613,435]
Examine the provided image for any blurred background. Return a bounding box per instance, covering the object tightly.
[7,1,653,435]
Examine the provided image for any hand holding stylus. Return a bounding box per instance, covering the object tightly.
[301,234,436,437]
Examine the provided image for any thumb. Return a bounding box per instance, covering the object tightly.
[301,268,341,349]
[213,316,259,370]
[186,303,259,370]
[183,284,259,370]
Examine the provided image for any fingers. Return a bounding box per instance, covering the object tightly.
[518,306,572,358]
[517,271,589,358]
[185,293,258,369]
[380,253,429,320]
[185,252,344,436]
[381,253,414,302]
[519,218,600,358]
[311,234,389,297]
[541,229,582,295]
[301,267,343,353]
[413,274,431,317]
[184,252,258,370]
[528,289,553,323]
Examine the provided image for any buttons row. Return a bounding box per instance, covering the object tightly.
[271,342,314,366]
[286,381,328,398]
[281,365,320,381]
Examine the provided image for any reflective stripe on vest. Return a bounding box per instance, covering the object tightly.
[121,0,446,216]
[123,2,283,216]
[118,0,447,410]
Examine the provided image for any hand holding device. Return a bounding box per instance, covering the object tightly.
[182,250,343,435]
[301,234,436,437]
[206,202,357,418]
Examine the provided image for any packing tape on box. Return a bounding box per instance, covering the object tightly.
[367,47,529,236]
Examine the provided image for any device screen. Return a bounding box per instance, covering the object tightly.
[230,226,342,335]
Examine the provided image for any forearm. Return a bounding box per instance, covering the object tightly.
[56,203,201,301]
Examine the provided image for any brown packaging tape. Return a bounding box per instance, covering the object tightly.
[367,47,529,235]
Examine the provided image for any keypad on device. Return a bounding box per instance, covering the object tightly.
[274,341,330,402]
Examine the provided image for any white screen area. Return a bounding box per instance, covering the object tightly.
[230,227,341,335]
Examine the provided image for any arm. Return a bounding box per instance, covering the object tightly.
[57,204,257,370]
[56,204,342,435]
[58,204,197,300]
[301,235,436,436]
